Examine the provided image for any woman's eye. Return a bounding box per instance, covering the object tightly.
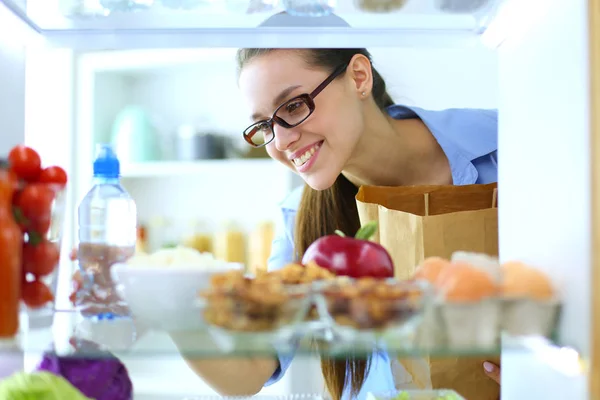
[257,121,270,131]
[286,101,303,113]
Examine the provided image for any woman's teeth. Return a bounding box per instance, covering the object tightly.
[293,143,321,167]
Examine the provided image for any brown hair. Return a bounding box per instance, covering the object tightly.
[237,48,395,400]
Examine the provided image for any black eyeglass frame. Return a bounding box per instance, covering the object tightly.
[243,63,349,148]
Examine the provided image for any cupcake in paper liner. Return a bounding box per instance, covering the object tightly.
[412,255,500,349]
[414,300,445,350]
[434,259,501,350]
[500,261,560,337]
[413,257,452,349]
[450,251,502,282]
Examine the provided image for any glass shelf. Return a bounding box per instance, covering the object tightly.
[4,310,568,360]
[1,0,506,49]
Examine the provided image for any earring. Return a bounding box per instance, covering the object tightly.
[361,92,366,96]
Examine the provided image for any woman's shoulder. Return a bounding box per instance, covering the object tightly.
[387,104,498,160]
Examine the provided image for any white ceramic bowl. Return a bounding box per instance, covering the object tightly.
[111,262,242,332]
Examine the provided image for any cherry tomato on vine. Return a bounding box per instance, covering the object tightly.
[22,280,54,308]
[14,183,55,234]
[8,145,41,182]
[23,240,60,278]
[39,166,68,188]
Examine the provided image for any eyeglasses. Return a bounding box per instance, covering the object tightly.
[243,64,348,148]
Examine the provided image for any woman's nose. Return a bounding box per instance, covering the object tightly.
[273,124,300,151]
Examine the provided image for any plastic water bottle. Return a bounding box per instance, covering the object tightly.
[75,144,137,318]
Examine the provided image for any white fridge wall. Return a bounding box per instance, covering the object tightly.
[0,2,26,152]
[498,0,590,398]
[0,0,31,378]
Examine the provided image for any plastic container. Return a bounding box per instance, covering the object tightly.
[281,0,335,17]
[354,0,407,13]
[0,159,67,330]
[74,144,137,318]
[100,0,154,13]
[160,0,205,9]
[200,270,311,333]
[317,278,428,331]
[434,0,490,13]
[23,184,67,322]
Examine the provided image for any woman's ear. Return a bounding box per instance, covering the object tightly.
[347,54,374,98]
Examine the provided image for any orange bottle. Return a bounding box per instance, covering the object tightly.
[0,161,22,338]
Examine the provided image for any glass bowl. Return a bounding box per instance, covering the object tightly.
[199,273,312,334]
[20,184,67,320]
[315,278,429,342]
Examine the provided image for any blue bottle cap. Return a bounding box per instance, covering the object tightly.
[93,144,120,178]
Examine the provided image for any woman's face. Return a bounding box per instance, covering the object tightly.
[239,50,372,191]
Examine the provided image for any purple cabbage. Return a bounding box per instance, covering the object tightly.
[36,340,133,400]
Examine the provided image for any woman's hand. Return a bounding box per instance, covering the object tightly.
[483,361,501,385]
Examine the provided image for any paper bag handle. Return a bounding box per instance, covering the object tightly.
[423,193,430,216]
[492,188,498,209]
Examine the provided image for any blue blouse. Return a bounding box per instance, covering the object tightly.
[264,105,499,399]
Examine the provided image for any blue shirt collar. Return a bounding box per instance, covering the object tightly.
[385,105,497,186]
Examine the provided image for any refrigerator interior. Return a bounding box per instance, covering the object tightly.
[0,0,596,398]
[25,43,498,398]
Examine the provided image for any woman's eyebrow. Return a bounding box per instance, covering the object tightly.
[251,85,302,121]
[272,85,302,107]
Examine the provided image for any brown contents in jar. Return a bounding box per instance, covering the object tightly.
[323,278,423,330]
[355,0,407,13]
[75,242,135,316]
[201,262,335,331]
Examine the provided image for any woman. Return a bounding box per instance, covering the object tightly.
[67,47,500,398]
[181,48,501,399]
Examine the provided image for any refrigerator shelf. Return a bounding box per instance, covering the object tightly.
[4,309,571,361]
[0,0,505,49]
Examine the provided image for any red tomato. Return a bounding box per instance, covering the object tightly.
[8,146,41,182]
[39,166,68,188]
[21,279,54,308]
[13,183,55,235]
[23,240,60,278]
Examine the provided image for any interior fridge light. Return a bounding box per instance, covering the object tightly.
[0,2,43,48]
[511,335,588,377]
[480,0,547,49]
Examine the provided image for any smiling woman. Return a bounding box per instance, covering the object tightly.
[238,49,396,191]
[181,47,500,400]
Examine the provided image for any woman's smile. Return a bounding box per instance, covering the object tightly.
[289,140,323,172]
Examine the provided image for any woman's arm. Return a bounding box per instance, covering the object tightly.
[174,351,279,396]
[174,205,298,395]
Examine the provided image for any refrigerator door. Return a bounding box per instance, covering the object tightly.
[498,0,591,399]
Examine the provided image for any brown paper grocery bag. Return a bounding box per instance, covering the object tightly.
[356,183,498,279]
[356,183,499,400]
